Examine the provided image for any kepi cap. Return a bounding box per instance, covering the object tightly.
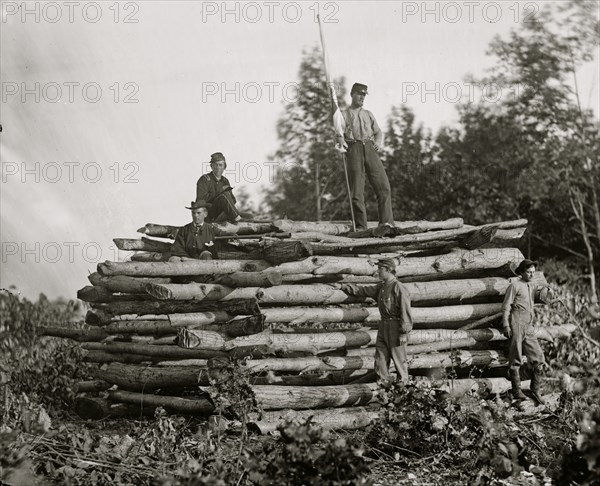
[210,152,226,164]
[351,83,368,95]
[377,258,396,272]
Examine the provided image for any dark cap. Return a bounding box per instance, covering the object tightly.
[186,199,212,210]
[351,83,368,95]
[377,258,396,272]
[210,152,226,164]
[514,259,537,275]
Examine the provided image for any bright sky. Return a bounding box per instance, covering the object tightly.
[1,0,598,300]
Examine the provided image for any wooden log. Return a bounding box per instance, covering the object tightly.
[459,312,502,331]
[109,390,214,414]
[82,350,155,364]
[273,218,464,235]
[212,271,283,287]
[207,349,510,373]
[114,237,173,252]
[130,252,170,262]
[88,273,171,293]
[146,276,543,305]
[77,285,152,303]
[90,298,261,318]
[75,397,154,420]
[98,259,270,277]
[138,221,275,237]
[246,383,378,410]
[250,407,380,434]
[457,225,498,250]
[75,380,112,393]
[92,364,210,390]
[38,326,110,342]
[260,240,313,265]
[81,342,227,359]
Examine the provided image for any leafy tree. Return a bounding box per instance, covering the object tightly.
[264,46,351,221]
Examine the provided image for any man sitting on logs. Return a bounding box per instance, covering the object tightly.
[341,258,412,383]
[196,152,241,223]
[502,259,555,404]
[169,200,228,261]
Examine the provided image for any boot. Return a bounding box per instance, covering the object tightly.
[530,365,546,405]
[509,368,527,400]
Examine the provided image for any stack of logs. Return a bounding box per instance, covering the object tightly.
[43,217,575,432]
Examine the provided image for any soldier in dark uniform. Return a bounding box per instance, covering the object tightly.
[502,259,555,404]
[336,83,394,231]
[341,258,412,382]
[169,200,229,261]
[196,152,240,223]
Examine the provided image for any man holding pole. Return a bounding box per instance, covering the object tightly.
[336,84,394,231]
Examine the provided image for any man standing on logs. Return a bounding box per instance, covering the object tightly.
[502,259,554,404]
[196,152,241,223]
[169,200,228,261]
[341,258,412,383]
[336,83,394,231]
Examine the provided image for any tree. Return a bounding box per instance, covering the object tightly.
[264,46,351,221]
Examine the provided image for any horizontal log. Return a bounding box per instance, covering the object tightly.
[207,349,510,373]
[272,218,464,236]
[97,303,503,334]
[88,273,171,293]
[249,383,378,410]
[82,350,156,364]
[114,237,173,252]
[249,407,380,434]
[146,275,543,305]
[39,326,110,342]
[75,397,154,420]
[90,298,261,319]
[81,342,227,359]
[93,364,210,390]
[138,221,275,237]
[130,252,170,262]
[109,390,214,414]
[77,285,152,303]
[98,259,270,277]
[212,271,282,287]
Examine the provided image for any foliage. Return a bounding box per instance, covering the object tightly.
[245,419,371,485]
[264,45,351,222]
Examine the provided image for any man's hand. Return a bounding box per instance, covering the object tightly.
[373,143,381,152]
[335,139,348,154]
[340,283,353,295]
[502,326,512,339]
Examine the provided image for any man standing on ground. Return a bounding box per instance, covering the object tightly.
[169,200,228,261]
[196,152,241,223]
[336,83,394,231]
[341,258,412,382]
[502,259,554,404]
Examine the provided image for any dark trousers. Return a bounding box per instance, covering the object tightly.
[374,320,409,382]
[208,192,238,223]
[346,141,394,230]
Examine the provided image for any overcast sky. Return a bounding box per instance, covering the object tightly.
[1,0,599,300]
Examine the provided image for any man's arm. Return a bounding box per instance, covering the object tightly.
[170,225,189,258]
[502,282,516,337]
[369,111,383,148]
[196,175,211,201]
[341,283,380,298]
[396,285,413,326]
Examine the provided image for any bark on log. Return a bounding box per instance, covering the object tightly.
[212,271,283,287]
[459,312,502,331]
[138,221,275,237]
[207,349,510,373]
[260,240,313,265]
[75,397,155,420]
[98,259,270,277]
[109,390,214,414]
[146,276,542,305]
[130,252,170,262]
[88,273,171,293]
[81,342,227,359]
[90,298,261,318]
[38,326,110,342]
[113,237,173,252]
[273,218,464,235]
[77,285,152,303]
[92,364,210,390]
[82,350,156,364]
